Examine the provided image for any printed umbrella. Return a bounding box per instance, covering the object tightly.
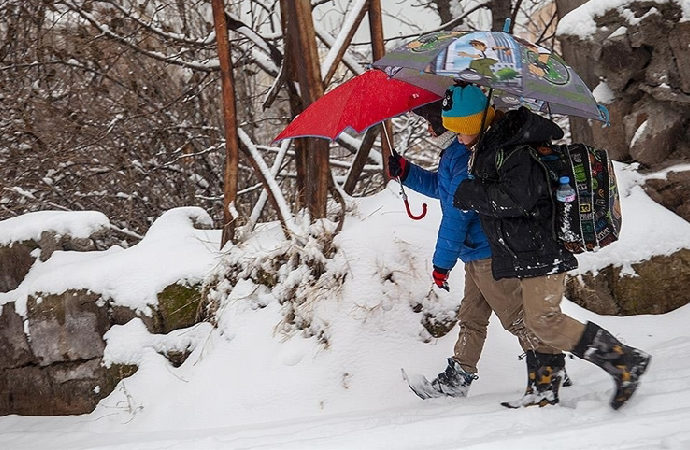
[372,31,608,123]
[273,69,441,142]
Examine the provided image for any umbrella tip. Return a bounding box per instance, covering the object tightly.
[597,104,611,127]
[502,18,511,33]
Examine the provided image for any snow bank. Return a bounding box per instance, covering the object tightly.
[0,207,221,316]
[0,210,110,246]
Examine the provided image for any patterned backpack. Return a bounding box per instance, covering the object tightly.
[533,143,622,254]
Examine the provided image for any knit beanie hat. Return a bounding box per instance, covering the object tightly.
[441,85,495,135]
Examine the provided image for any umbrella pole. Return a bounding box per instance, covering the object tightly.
[381,125,427,220]
[546,101,554,122]
[470,88,494,176]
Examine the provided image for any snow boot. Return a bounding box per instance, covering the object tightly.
[430,358,478,398]
[501,351,565,408]
[571,321,651,410]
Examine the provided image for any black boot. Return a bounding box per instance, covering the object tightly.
[430,358,478,397]
[572,322,651,410]
[502,351,565,408]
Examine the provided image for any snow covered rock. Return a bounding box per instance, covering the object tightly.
[557,0,690,168]
[0,211,109,292]
[567,248,690,315]
[0,208,220,415]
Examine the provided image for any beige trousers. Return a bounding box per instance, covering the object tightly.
[520,273,586,352]
[453,258,560,374]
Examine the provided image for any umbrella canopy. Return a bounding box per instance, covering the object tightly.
[372,31,607,123]
[273,69,441,142]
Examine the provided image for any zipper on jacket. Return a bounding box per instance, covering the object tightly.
[529,149,559,242]
[496,147,532,217]
[497,221,518,259]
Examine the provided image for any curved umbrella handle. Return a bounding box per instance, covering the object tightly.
[404,198,427,220]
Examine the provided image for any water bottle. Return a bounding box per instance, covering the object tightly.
[556,176,576,203]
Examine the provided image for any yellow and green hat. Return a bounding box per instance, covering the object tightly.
[441,85,495,135]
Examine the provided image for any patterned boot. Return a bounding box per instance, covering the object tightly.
[430,358,479,397]
[501,351,565,408]
[572,322,651,410]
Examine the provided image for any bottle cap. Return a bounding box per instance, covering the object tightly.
[559,176,570,184]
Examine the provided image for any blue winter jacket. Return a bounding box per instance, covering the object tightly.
[403,139,491,270]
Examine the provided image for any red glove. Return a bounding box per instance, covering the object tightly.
[432,266,450,291]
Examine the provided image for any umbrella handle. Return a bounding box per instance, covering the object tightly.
[404,198,427,220]
[398,178,427,220]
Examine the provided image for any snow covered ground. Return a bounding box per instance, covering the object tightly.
[0,162,689,449]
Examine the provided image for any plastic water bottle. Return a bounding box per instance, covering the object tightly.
[556,176,576,203]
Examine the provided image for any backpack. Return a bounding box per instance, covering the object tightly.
[533,143,622,254]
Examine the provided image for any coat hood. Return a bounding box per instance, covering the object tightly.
[483,107,564,150]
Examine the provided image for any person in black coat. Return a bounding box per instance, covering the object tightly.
[450,85,651,409]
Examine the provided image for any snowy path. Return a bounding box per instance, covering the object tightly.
[1,304,689,450]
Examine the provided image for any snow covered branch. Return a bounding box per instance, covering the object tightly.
[237,128,298,239]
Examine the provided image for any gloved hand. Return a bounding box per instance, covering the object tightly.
[432,266,450,291]
[387,149,409,180]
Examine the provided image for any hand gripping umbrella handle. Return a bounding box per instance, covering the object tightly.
[384,124,427,220]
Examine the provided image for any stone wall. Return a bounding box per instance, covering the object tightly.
[0,230,203,415]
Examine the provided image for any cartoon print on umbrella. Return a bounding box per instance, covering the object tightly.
[513,35,570,85]
[372,31,608,124]
[404,31,463,53]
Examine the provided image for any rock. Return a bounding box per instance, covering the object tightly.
[0,225,103,293]
[0,303,34,369]
[591,98,633,161]
[37,231,61,262]
[567,249,690,315]
[153,283,203,334]
[0,241,36,293]
[642,167,690,223]
[624,98,684,166]
[598,34,651,92]
[567,267,619,315]
[0,289,145,415]
[160,348,193,368]
[26,290,109,365]
[669,22,690,92]
[421,312,458,339]
[0,361,137,415]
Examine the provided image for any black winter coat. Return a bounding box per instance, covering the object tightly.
[453,107,578,280]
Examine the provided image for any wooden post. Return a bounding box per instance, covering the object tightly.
[368,0,393,181]
[211,0,240,248]
[285,0,330,219]
[343,126,379,195]
[279,0,308,211]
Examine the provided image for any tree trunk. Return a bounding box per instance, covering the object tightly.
[368,0,393,182]
[432,0,453,24]
[211,0,240,248]
[490,0,512,32]
[284,0,330,219]
[343,126,379,195]
[279,0,307,212]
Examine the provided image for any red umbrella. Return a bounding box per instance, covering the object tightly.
[273,69,441,142]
